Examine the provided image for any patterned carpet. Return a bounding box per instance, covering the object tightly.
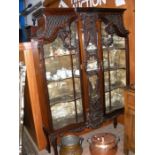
[22,123,134,155]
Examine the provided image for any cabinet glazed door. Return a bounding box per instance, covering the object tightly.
[100,14,129,114]
[42,18,85,130]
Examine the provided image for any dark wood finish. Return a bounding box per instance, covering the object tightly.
[23,8,130,154]
[124,88,135,154]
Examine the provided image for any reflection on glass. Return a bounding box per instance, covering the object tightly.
[109,49,126,68]
[111,88,124,107]
[74,78,81,97]
[51,99,83,129]
[103,49,126,69]
[70,21,77,48]
[48,79,74,102]
[105,92,110,108]
[104,72,109,91]
[45,56,72,80]
[103,50,108,69]
[110,69,126,88]
[113,34,125,48]
[110,49,118,68]
[86,42,97,52]
[72,55,80,77]
[118,50,126,68]
[101,21,126,113]
[87,56,98,71]
[51,101,76,129]
[76,99,84,123]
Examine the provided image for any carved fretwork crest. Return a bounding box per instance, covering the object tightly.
[36,15,77,43]
[100,14,129,37]
[57,25,72,49]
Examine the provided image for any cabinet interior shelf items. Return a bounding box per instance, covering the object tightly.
[29,7,129,155]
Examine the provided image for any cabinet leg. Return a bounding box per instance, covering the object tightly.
[113,117,117,128]
[42,126,51,153]
[50,134,58,155]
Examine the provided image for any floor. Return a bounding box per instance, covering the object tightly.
[23,123,134,155]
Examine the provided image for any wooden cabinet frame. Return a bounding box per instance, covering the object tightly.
[23,8,130,155]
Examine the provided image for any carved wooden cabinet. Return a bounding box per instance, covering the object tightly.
[124,87,135,154]
[26,8,129,154]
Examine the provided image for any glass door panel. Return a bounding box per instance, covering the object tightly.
[103,50,108,69]
[45,56,72,80]
[111,88,124,109]
[105,92,110,110]
[43,21,84,129]
[76,99,84,123]
[48,79,74,103]
[51,101,76,129]
[113,34,125,48]
[101,21,127,114]
[104,71,109,92]
[110,69,126,89]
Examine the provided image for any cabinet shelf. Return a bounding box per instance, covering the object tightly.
[102,47,126,51]
[104,66,126,71]
[52,114,84,130]
[86,68,100,74]
[105,84,125,93]
[47,76,80,83]
[44,53,76,59]
[106,102,124,113]
[50,93,82,106]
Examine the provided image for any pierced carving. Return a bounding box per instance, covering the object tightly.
[36,15,77,42]
[100,14,128,36]
[81,13,103,128]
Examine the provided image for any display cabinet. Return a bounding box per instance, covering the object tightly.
[28,7,129,155]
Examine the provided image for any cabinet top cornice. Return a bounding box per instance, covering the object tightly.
[32,7,126,19]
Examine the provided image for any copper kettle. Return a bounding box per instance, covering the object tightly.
[87,133,120,155]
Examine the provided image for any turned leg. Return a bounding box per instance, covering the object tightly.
[113,117,117,128]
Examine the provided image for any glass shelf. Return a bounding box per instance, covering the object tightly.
[105,88,124,113]
[47,78,81,100]
[44,52,76,59]
[51,98,84,130]
[102,46,126,51]
[103,49,126,69]
[106,104,124,113]
[49,93,82,105]
[103,66,126,71]
[105,83,126,92]
[47,76,80,83]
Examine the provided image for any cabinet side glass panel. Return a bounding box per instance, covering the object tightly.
[43,21,84,129]
[101,22,126,113]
